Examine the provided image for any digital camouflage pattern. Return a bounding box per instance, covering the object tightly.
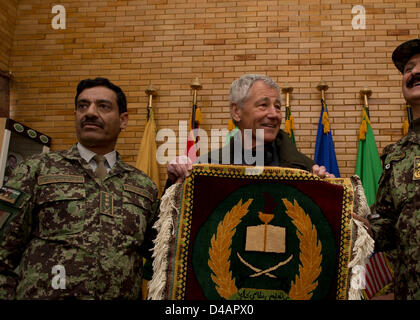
[369,119,420,300]
[0,144,158,299]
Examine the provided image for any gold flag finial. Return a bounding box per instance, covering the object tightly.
[358,87,372,140]
[317,80,329,101]
[360,87,372,108]
[282,83,293,107]
[190,77,202,91]
[317,81,330,133]
[145,84,157,120]
[190,77,202,105]
[145,84,157,106]
[145,84,157,97]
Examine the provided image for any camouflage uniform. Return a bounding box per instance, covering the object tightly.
[0,144,158,299]
[369,119,420,300]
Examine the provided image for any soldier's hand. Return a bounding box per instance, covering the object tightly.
[167,156,193,184]
[311,164,335,179]
[352,213,373,237]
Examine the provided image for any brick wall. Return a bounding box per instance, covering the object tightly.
[3,0,420,193]
[0,0,17,72]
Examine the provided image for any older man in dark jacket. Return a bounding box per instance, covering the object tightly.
[167,74,330,184]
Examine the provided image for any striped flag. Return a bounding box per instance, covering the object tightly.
[364,251,393,299]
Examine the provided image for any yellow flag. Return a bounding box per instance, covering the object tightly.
[136,109,160,196]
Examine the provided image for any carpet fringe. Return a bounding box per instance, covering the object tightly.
[147,183,179,300]
[347,176,375,300]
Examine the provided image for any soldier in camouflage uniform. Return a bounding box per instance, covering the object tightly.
[367,39,420,300]
[0,77,158,299]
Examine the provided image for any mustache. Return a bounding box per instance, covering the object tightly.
[407,74,420,88]
[81,118,104,128]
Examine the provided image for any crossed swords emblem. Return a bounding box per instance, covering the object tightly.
[237,252,293,278]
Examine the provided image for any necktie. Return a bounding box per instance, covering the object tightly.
[93,154,107,179]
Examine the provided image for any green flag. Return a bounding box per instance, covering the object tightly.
[355,108,383,206]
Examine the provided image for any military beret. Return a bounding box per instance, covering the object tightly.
[392,38,420,73]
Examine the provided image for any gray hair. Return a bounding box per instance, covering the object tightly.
[229,74,281,107]
[229,74,281,123]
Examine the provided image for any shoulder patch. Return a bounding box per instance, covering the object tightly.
[123,184,153,201]
[38,174,84,185]
[0,186,21,204]
[413,156,420,180]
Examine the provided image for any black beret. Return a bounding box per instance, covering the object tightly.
[392,38,420,73]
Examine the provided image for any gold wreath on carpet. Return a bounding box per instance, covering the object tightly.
[208,198,253,299]
[283,199,322,300]
[208,198,322,300]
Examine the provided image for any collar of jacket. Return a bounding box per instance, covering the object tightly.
[273,130,313,170]
[225,130,313,170]
[411,117,420,135]
[398,117,420,147]
[63,144,135,173]
[382,120,420,159]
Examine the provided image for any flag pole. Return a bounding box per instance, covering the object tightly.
[136,83,160,195]
[317,80,328,102]
[282,83,293,107]
[190,77,202,132]
[314,80,339,177]
[282,83,295,142]
[145,84,157,121]
[140,85,159,297]
[317,80,330,134]
[282,83,293,118]
[360,87,372,119]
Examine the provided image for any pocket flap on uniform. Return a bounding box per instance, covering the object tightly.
[37,180,86,205]
[123,184,153,201]
[38,174,84,185]
[123,184,153,212]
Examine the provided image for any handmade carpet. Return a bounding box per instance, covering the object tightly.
[149,164,373,300]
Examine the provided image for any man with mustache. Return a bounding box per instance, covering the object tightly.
[0,77,158,299]
[355,39,420,300]
[167,74,333,185]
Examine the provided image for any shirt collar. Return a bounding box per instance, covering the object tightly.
[77,142,117,169]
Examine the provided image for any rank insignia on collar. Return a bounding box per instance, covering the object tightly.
[100,191,114,216]
[413,156,420,180]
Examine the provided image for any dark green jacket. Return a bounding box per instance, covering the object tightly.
[164,130,314,190]
[199,130,314,171]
